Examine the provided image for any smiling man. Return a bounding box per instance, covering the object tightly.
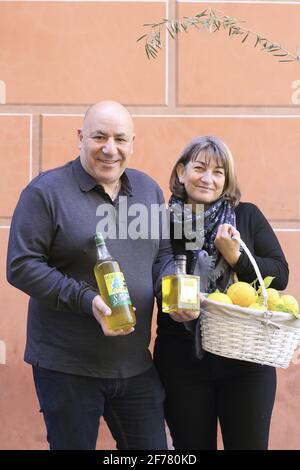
[78,102,135,198]
[6,101,176,450]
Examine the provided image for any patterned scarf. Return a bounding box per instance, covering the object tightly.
[169,195,237,293]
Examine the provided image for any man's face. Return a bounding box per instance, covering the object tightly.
[78,106,135,189]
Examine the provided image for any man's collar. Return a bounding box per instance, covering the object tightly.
[72,156,133,196]
[73,156,97,192]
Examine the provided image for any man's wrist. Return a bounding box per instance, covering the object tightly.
[81,289,98,316]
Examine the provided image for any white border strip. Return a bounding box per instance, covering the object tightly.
[41,114,300,118]
[0,113,32,116]
[0,0,167,2]
[0,226,10,229]
[0,0,298,3]
[274,229,300,232]
[178,1,300,4]
[0,340,6,365]
[42,113,84,117]
[132,114,300,118]
[29,115,33,181]
[165,0,169,106]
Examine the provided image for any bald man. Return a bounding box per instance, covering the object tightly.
[7,101,174,450]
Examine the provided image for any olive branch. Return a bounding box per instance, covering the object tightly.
[137,9,300,63]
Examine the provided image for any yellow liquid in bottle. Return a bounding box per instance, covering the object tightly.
[162,276,179,313]
[162,274,200,313]
[94,259,136,331]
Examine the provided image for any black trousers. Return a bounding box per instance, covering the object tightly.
[154,336,276,450]
[33,365,167,450]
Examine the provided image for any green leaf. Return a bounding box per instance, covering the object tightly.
[181,22,188,32]
[254,36,261,48]
[241,32,249,43]
[170,21,176,33]
[214,20,221,31]
[145,44,150,60]
[267,47,281,53]
[137,34,147,42]
[257,276,275,294]
[195,10,208,18]
[250,278,258,289]
[145,43,157,59]
[139,9,299,63]
[166,27,175,39]
[256,295,265,306]
[154,21,168,27]
[263,276,275,289]
[174,22,179,33]
[148,43,157,54]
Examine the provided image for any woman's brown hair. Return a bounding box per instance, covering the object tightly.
[169,135,241,207]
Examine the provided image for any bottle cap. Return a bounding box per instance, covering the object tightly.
[94,232,105,246]
[175,254,187,263]
[174,254,187,274]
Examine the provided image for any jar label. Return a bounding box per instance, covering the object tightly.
[179,278,198,304]
[104,272,132,308]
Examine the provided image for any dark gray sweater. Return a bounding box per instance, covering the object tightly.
[7,157,174,378]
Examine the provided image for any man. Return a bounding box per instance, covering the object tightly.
[6,101,179,450]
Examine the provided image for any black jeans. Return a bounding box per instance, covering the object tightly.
[32,365,167,450]
[154,336,276,450]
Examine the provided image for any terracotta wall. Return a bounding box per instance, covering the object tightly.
[0,1,300,450]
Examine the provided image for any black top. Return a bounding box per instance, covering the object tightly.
[156,201,289,337]
[7,157,174,378]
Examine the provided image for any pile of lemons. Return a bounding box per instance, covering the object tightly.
[207,277,299,319]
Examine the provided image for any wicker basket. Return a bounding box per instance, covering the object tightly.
[200,238,300,368]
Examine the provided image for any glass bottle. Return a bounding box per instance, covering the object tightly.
[94,232,136,331]
[162,255,200,313]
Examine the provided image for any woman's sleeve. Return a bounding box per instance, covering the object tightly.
[233,205,289,290]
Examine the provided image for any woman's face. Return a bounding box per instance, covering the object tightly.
[177,154,226,209]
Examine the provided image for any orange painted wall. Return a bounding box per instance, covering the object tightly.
[1,1,300,450]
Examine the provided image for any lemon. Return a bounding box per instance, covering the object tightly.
[280,294,299,318]
[248,303,267,311]
[207,292,233,304]
[227,282,257,308]
[270,298,285,312]
[266,288,280,310]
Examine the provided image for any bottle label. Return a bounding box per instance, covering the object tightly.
[180,278,198,304]
[104,272,132,308]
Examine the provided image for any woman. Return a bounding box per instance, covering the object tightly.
[154,135,289,450]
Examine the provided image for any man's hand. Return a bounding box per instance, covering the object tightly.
[168,309,200,323]
[92,295,135,336]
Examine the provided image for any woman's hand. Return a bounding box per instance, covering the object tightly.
[214,223,241,267]
[92,295,135,336]
[168,309,200,323]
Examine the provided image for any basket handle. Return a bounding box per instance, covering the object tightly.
[232,235,268,307]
